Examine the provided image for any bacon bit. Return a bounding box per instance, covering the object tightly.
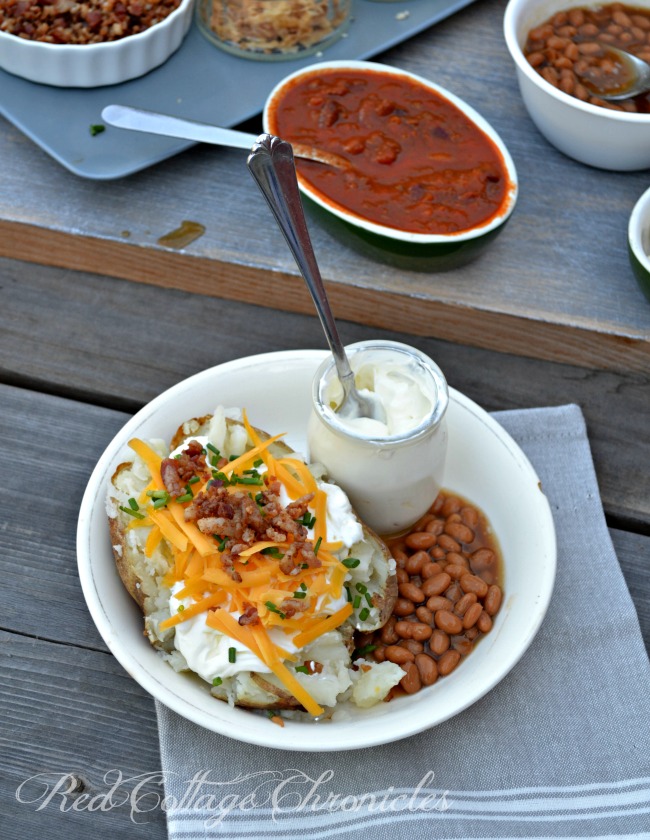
[161,440,209,497]
[305,660,323,675]
[238,604,260,626]
[269,714,285,728]
[360,664,372,673]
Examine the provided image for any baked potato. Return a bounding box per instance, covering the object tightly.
[106,407,401,716]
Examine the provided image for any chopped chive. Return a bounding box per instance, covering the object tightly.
[261,547,285,559]
[212,470,230,485]
[212,676,223,686]
[119,505,145,520]
[265,601,286,619]
[153,497,169,509]
[314,536,322,555]
[299,582,307,591]
[353,595,361,609]
[147,489,169,500]
[206,443,220,456]
[184,484,194,495]
[345,585,352,603]
[365,592,373,607]
[229,454,239,461]
[90,124,105,136]
[253,458,263,468]
[188,475,200,485]
[234,475,264,486]
[243,468,259,475]
[355,582,367,594]
[295,665,310,674]
[201,447,207,455]
[300,563,309,569]
[174,454,182,460]
[359,607,370,621]
[293,591,307,599]
[127,497,139,511]
[343,557,360,569]
[176,493,193,503]
[228,647,236,663]
[215,536,228,552]
[255,492,264,504]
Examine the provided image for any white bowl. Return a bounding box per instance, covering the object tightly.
[77,350,556,751]
[263,60,518,271]
[0,0,194,87]
[628,186,650,303]
[504,0,650,170]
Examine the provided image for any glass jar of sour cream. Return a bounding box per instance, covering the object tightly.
[308,340,449,536]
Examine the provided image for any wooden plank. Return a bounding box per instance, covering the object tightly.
[1,258,648,528]
[0,631,165,840]
[1,0,649,372]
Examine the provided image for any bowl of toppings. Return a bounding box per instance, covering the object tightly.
[628,185,650,303]
[262,60,518,271]
[504,0,650,170]
[77,349,556,750]
[0,0,195,87]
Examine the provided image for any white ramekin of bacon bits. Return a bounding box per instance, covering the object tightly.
[0,0,194,87]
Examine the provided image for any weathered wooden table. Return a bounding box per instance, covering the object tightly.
[1,0,648,837]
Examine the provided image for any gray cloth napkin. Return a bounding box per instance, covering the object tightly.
[155,404,650,838]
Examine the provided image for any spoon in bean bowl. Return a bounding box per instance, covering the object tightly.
[579,46,650,101]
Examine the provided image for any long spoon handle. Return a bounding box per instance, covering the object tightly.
[246,134,358,400]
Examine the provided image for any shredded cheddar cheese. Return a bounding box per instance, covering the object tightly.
[127,411,358,715]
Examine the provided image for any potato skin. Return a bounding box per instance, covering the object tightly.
[107,414,397,709]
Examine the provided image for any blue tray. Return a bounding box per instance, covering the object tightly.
[0,0,475,179]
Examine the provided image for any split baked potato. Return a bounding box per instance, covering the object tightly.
[106,408,401,715]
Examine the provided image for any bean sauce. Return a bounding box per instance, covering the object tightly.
[355,491,503,699]
[524,3,650,112]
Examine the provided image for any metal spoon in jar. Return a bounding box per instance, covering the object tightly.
[581,46,650,101]
[101,105,350,170]
[247,134,384,422]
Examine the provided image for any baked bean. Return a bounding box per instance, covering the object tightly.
[446,552,469,569]
[477,611,493,634]
[421,561,443,579]
[425,518,444,535]
[393,598,415,617]
[430,546,446,561]
[405,531,437,550]
[465,626,479,641]
[613,10,632,26]
[405,550,429,575]
[373,644,386,662]
[395,621,432,641]
[438,534,461,552]
[560,74,576,94]
[445,564,467,580]
[438,650,461,676]
[547,34,569,49]
[460,574,489,598]
[416,605,434,624]
[430,628,450,655]
[426,595,454,612]
[421,572,451,598]
[441,496,461,516]
[415,653,438,686]
[398,582,425,603]
[632,14,650,29]
[484,584,503,616]
[556,24,577,37]
[434,610,463,635]
[400,661,422,694]
[564,42,579,61]
[554,56,573,70]
[463,602,483,630]
[568,8,584,26]
[444,582,463,602]
[529,24,553,40]
[444,521,475,544]
[381,617,399,645]
[455,592,477,616]
[412,512,436,531]
[578,22,598,36]
[451,635,474,656]
[391,546,409,566]
[399,639,424,655]
[527,50,545,67]
[384,645,415,665]
[396,568,409,584]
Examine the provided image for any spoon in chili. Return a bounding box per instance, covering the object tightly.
[579,46,650,101]
[101,105,350,170]
[247,134,384,423]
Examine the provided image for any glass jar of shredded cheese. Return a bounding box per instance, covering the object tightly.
[196,0,351,60]
[308,340,449,536]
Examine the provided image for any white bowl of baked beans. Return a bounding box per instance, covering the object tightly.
[504,0,650,170]
[0,0,195,87]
